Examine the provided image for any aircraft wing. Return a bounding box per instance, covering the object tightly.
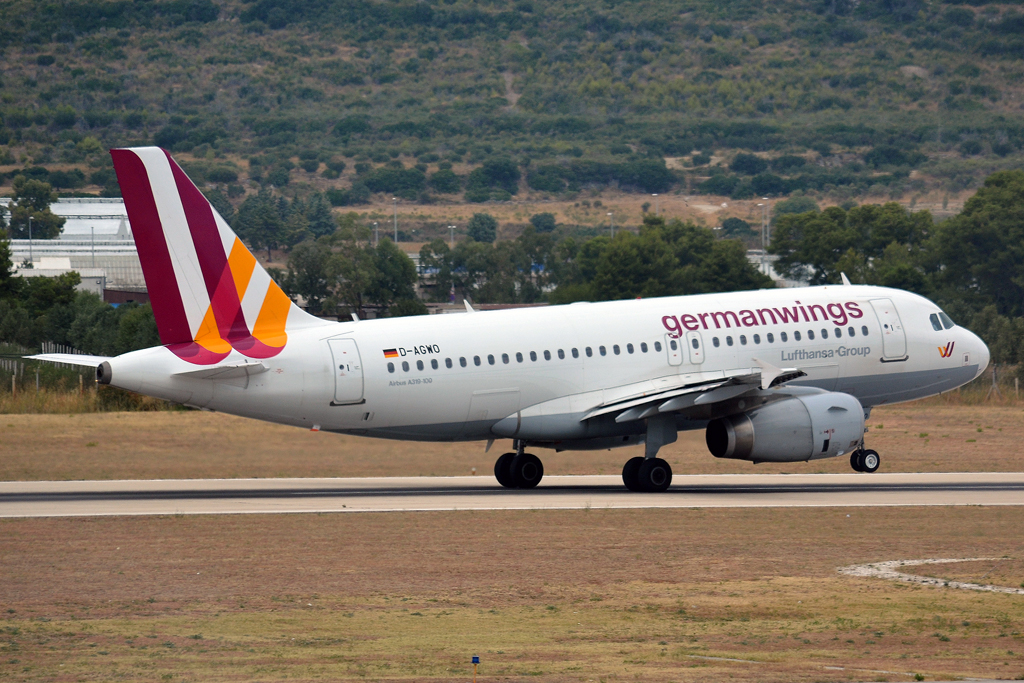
[27,353,110,367]
[583,358,806,424]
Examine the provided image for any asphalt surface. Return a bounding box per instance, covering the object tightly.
[1,472,1023,517]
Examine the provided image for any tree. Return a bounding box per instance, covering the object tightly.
[428,169,461,194]
[730,153,768,175]
[7,175,65,239]
[928,169,1024,317]
[529,212,557,232]
[772,196,819,218]
[467,213,497,243]
[305,192,336,238]
[419,239,454,302]
[282,238,334,315]
[233,189,284,260]
[0,231,17,299]
[367,238,418,313]
[720,217,755,238]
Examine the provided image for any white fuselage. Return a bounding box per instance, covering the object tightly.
[104,285,989,449]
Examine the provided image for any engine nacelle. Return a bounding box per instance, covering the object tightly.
[705,391,865,463]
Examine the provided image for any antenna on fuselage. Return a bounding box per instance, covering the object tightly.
[840,272,852,286]
[464,299,476,314]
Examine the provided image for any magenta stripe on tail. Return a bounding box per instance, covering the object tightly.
[110,149,193,346]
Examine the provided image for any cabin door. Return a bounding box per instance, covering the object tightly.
[328,338,364,405]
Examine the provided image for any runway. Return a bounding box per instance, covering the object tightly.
[1,472,1023,517]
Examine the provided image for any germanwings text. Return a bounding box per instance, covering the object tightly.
[662,301,864,338]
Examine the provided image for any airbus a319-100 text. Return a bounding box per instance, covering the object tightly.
[33,148,991,492]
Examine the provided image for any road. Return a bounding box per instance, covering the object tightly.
[1,472,1022,517]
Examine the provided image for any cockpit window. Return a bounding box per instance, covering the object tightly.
[929,313,943,332]
[938,312,955,329]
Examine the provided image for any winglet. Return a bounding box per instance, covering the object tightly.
[840,272,852,286]
[464,299,476,313]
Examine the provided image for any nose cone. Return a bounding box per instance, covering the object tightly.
[973,331,990,379]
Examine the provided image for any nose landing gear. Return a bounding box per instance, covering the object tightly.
[850,448,880,473]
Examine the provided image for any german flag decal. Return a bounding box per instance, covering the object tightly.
[383,349,399,358]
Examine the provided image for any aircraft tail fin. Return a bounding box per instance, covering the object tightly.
[111,147,323,365]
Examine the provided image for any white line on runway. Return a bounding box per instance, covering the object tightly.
[1,472,1022,518]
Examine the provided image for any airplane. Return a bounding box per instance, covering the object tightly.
[33,147,991,492]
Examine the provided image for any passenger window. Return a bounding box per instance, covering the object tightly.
[502,353,509,364]
[835,327,842,338]
[753,334,760,344]
[939,312,955,329]
[726,336,734,346]
[739,335,747,345]
[767,333,774,343]
[794,331,801,341]
[861,325,869,336]
[387,362,395,373]
[446,358,453,368]
[691,338,699,349]
[558,349,565,359]
[821,328,828,339]
[640,342,648,353]
[713,337,720,347]
[460,357,467,367]
[807,330,815,340]
[487,354,495,365]
[544,350,551,360]
[929,313,942,331]
[530,351,537,361]
[586,347,593,357]
[599,346,607,356]
[431,359,438,370]
[516,352,523,363]
[572,348,579,358]
[474,356,481,366]
[654,341,662,352]
[613,344,620,355]
[627,343,634,354]
[848,326,855,337]
[402,361,410,372]
[417,360,424,371]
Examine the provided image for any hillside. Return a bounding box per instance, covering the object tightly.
[1,0,1023,239]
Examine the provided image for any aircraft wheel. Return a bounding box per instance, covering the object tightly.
[637,457,673,493]
[850,450,864,473]
[494,452,517,488]
[510,453,544,489]
[861,449,880,473]
[622,457,644,491]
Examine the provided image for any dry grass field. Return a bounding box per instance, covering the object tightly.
[1,507,1022,682]
[0,402,1022,481]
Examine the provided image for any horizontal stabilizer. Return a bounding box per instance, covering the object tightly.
[173,361,269,381]
[27,353,110,368]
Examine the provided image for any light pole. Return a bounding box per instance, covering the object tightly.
[652,193,658,216]
[373,221,378,246]
[757,199,770,275]
[392,197,398,242]
[28,215,32,265]
[607,212,614,237]
[448,225,456,249]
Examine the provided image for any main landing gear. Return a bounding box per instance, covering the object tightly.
[622,456,673,492]
[494,444,544,489]
[850,448,880,473]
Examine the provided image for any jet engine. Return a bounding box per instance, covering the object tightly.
[705,391,865,463]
